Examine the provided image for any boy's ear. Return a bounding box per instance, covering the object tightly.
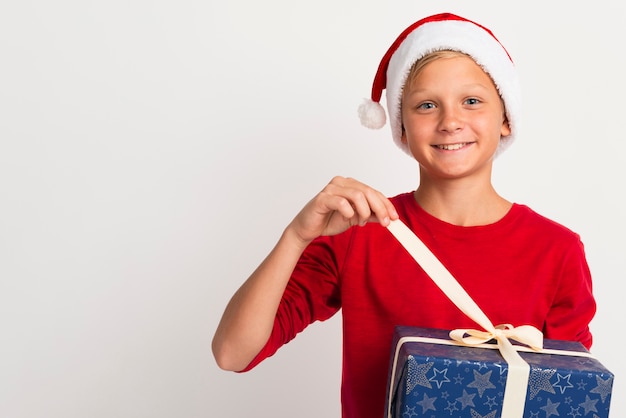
[401,125,407,144]
[501,115,512,137]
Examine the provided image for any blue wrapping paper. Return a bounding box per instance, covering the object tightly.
[385,326,614,418]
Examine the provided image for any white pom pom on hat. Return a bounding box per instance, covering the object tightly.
[358,99,386,129]
[359,12,521,157]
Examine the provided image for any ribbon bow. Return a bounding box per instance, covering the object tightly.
[450,323,544,350]
[387,219,545,418]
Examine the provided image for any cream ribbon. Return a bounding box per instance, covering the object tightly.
[386,219,544,418]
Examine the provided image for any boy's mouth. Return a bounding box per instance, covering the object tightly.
[434,142,472,151]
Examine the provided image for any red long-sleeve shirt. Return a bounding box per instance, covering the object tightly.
[243,192,596,418]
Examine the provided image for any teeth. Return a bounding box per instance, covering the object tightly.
[437,143,467,150]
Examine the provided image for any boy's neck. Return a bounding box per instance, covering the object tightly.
[413,180,511,227]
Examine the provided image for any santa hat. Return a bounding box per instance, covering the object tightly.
[358,12,521,156]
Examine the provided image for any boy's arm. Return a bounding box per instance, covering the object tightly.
[211,226,310,371]
[211,176,398,371]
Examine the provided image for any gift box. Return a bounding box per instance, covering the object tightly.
[385,326,614,418]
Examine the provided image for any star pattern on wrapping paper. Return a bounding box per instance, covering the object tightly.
[429,367,451,389]
[405,356,434,394]
[467,370,495,397]
[395,337,612,418]
[528,368,556,400]
[484,395,497,409]
[456,389,476,410]
[476,362,488,371]
[579,394,599,415]
[567,405,582,417]
[540,398,561,418]
[589,375,613,403]
[402,405,417,418]
[554,373,574,394]
[470,408,497,418]
[494,362,507,375]
[444,400,459,415]
[415,393,437,414]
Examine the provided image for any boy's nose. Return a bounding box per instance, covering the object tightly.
[438,107,464,133]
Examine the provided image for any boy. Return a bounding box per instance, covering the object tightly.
[212,13,596,418]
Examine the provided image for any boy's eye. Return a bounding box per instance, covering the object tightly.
[465,98,480,105]
[417,102,435,110]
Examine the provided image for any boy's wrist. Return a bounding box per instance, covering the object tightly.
[282,224,314,251]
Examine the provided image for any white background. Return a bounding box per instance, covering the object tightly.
[1,1,624,417]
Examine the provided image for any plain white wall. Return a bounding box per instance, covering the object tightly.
[1,1,624,417]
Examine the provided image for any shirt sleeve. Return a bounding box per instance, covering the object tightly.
[240,235,344,372]
[543,235,596,350]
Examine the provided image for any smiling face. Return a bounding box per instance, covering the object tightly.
[401,52,511,181]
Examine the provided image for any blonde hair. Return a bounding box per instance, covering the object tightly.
[404,50,471,93]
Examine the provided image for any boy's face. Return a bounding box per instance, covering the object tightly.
[400,55,510,180]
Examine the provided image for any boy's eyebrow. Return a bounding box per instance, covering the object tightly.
[459,83,495,92]
[404,83,493,96]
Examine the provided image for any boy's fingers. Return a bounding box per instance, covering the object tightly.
[321,176,398,227]
[352,187,398,226]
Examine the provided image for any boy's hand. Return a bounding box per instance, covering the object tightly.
[288,176,399,245]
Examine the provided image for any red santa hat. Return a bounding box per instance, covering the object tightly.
[358,12,521,156]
